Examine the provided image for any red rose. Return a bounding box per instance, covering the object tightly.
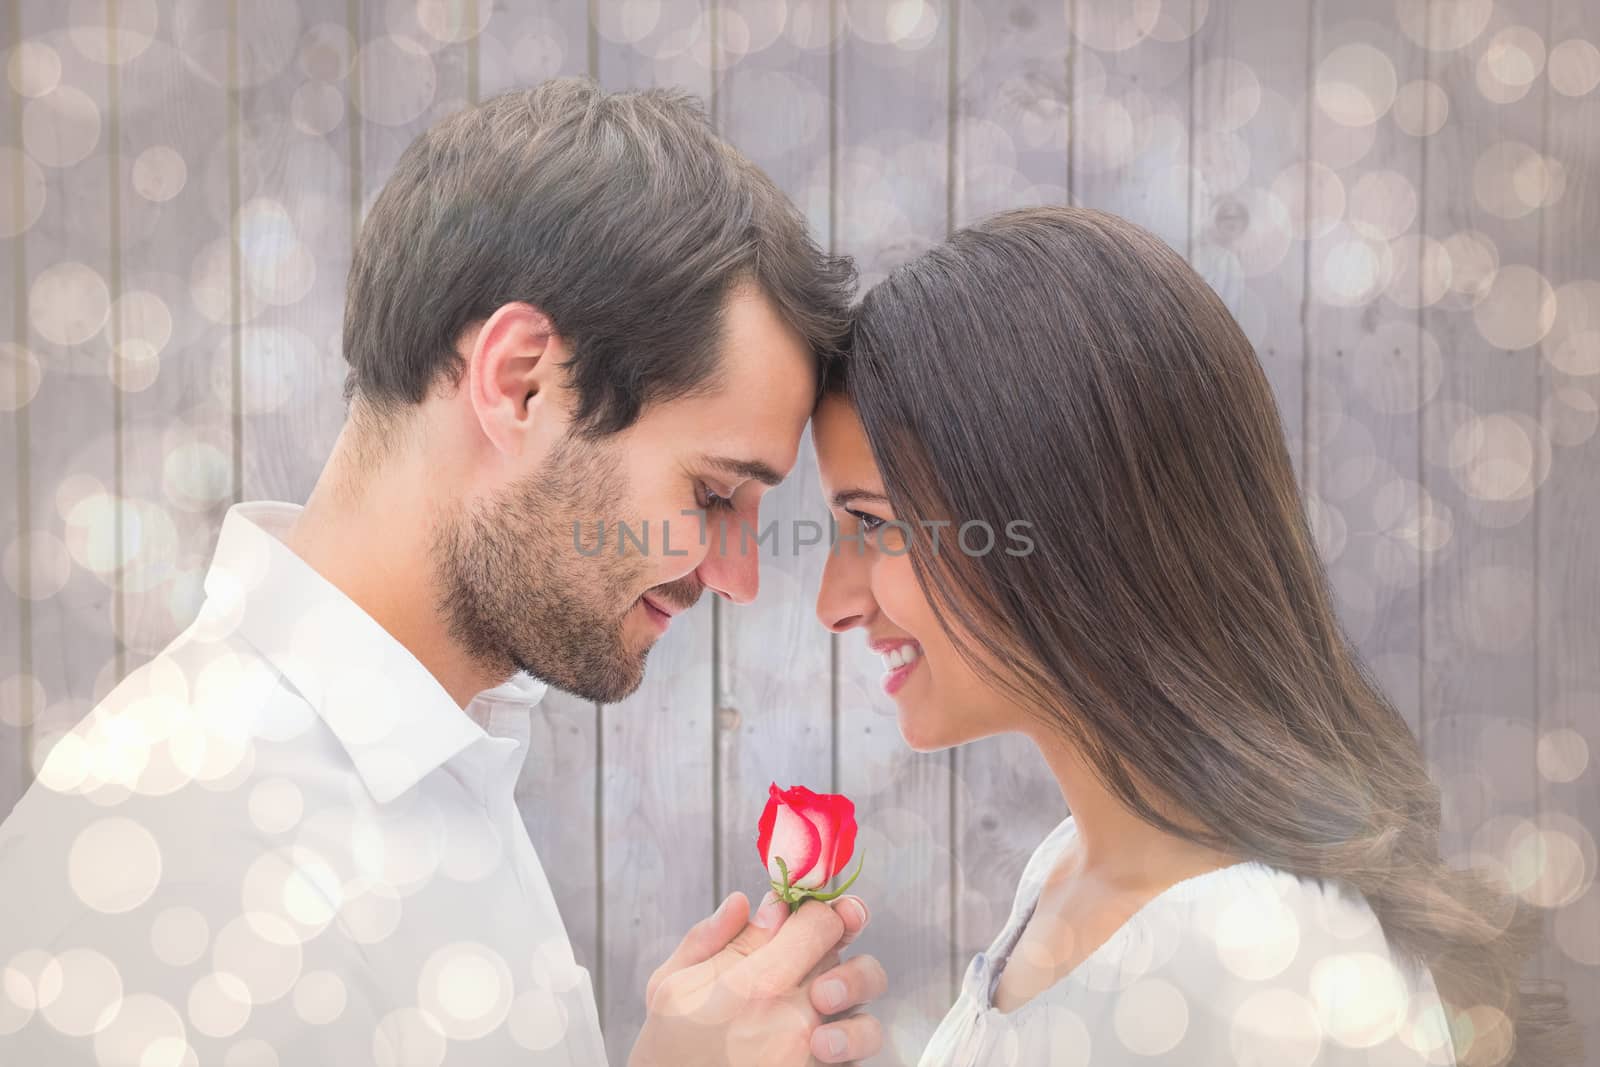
[757,783,863,909]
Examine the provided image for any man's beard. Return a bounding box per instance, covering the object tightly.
[431,432,701,704]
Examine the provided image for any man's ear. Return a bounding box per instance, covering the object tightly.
[464,301,563,457]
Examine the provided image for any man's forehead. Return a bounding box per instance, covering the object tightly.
[683,291,815,488]
[715,289,817,390]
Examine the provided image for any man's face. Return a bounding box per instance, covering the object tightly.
[434,284,817,702]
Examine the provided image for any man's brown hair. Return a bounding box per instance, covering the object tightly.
[343,77,856,437]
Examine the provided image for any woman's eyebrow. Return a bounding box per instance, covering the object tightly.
[831,488,890,509]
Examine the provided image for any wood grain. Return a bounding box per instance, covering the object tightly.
[236,1,355,505]
[2,4,28,814]
[16,0,120,788]
[1536,0,1600,1053]
[1305,1,1427,736]
[114,0,239,692]
[1071,0,1199,256]
[1190,0,1311,484]
[1420,0,1545,872]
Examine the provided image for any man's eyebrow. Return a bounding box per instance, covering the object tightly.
[830,488,891,509]
[699,453,786,488]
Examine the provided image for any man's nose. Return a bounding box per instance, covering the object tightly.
[697,515,761,605]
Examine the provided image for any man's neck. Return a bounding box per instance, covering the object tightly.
[280,424,497,710]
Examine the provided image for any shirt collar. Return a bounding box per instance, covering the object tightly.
[202,500,538,805]
[476,669,551,708]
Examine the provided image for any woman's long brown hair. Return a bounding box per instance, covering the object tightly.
[838,206,1579,1066]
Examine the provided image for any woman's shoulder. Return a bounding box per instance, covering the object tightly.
[1197,859,1425,975]
[1012,817,1423,970]
[1145,855,1436,989]
[1007,825,1454,1062]
[1126,861,1456,1062]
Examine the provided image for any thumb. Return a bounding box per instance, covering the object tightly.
[645,891,748,1005]
[719,890,791,961]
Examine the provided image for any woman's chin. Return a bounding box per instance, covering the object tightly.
[895,705,955,753]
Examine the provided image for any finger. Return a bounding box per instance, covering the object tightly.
[809,954,888,1016]
[799,948,840,990]
[757,895,868,982]
[645,891,748,1005]
[716,891,791,962]
[800,897,866,987]
[830,896,870,950]
[811,1012,884,1064]
[730,898,845,992]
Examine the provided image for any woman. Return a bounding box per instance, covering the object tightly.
[812,206,1578,1065]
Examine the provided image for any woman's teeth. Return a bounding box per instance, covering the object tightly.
[881,643,922,670]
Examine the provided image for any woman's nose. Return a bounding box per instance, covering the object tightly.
[816,549,873,633]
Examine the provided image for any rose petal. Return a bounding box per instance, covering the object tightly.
[831,797,857,874]
[766,788,822,885]
[790,788,856,889]
[757,788,779,868]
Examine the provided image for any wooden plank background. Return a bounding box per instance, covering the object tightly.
[3,1,1597,1063]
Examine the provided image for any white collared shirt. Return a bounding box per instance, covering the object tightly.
[0,501,609,1065]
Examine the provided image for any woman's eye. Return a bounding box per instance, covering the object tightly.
[847,508,885,532]
[698,483,737,512]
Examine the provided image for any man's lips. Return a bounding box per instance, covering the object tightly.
[639,597,672,633]
[641,594,682,619]
[640,593,696,633]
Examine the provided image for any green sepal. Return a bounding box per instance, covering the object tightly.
[802,852,865,902]
[766,851,866,913]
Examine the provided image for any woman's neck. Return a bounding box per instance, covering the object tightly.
[1027,725,1243,893]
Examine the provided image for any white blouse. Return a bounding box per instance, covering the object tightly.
[919,816,1458,1066]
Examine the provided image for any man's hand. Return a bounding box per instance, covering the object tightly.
[629,890,887,1066]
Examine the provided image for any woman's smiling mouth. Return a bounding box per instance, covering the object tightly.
[871,638,923,695]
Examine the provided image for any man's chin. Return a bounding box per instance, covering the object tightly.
[588,675,645,704]
[559,651,650,704]
[508,616,657,703]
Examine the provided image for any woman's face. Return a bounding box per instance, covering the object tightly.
[812,393,1028,751]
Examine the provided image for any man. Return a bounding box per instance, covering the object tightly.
[0,78,884,1065]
